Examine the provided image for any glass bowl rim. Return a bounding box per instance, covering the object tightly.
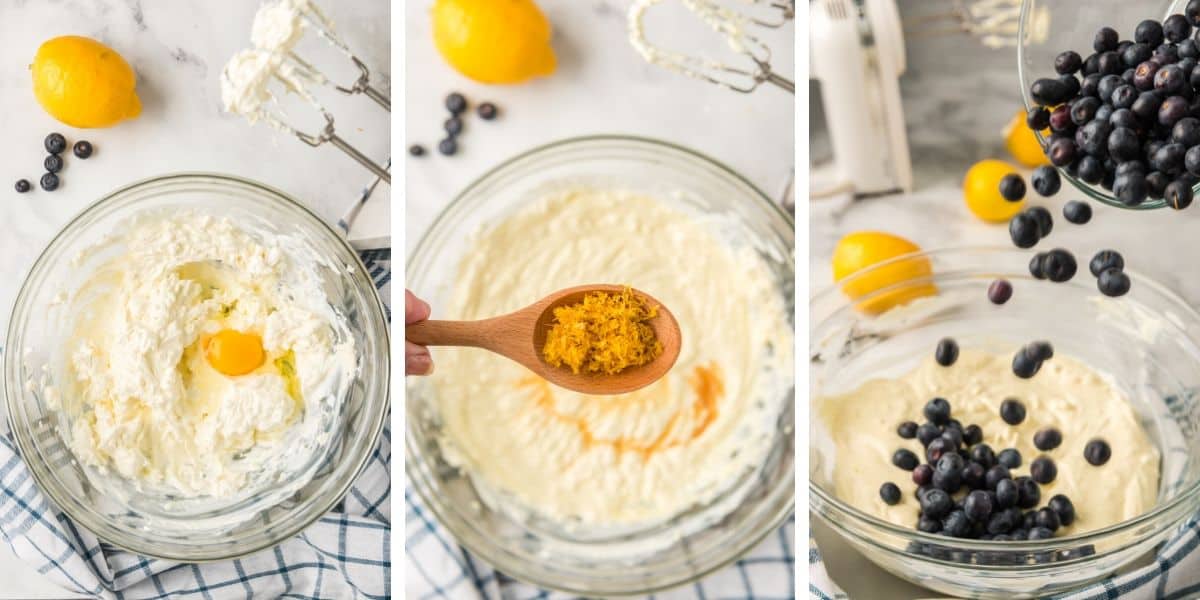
[405,134,796,594]
[3,171,391,561]
[809,245,1200,554]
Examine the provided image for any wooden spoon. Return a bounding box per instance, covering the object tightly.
[404,285,682,395]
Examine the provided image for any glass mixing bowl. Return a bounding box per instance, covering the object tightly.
[3,173,390,561]
[810,247,1200,598]
[406,135,795,595]
[1018,0,1194,210]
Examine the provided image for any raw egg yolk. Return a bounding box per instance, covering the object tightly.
[205,329,265,376]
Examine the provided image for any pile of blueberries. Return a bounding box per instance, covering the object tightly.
[1027,5,1200,208]
[409,92,499,158]
[14,133,93,193]
[879,338,1113,543]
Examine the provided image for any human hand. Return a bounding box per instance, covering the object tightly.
[406,289,433,375]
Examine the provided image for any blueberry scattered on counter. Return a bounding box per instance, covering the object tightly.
[1034,427,1064,451]
[444,116,463,136]
[44,154,63,174]
[445,92,467,115]
[897,421,918,439]
[1085,438,1113,465]
[477,102,498,120]
[935,338,959,367]
[1031,456,1058,484]
[988,279,1013,304]
[409,144,426,157]
[1063,200,1092,224]
[1098,267,1132,297]
[44,133,66,154]
[14,179,30,193]
[880,482,901,505]
[72,140,92,159]
[999,174,1027,202]
[39,172,59,191]
[438,138,458,156]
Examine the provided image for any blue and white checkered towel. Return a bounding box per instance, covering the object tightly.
[810,515,1200,599]
[406,483,796,599]
[0,249,392,599]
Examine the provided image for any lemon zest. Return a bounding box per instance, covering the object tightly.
[542,288,663,375]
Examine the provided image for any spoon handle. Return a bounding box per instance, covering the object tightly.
[405,319,495,348]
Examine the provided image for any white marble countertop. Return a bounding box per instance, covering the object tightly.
[0,1,388,596]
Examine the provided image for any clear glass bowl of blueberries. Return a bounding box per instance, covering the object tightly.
[1018,1,1200,210]
[810,247,1200,598]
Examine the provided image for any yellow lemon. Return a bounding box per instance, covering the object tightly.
[32,36,141,128]
[1004,109,1051,168]
[432,0,556,84]
[964,159,1026,223]
[832,231,937,315]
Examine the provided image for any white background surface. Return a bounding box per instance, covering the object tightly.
[0,0,388,596]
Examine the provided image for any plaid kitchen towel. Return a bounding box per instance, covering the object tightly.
[406,483,796,600]
[809,513,1200,599]
[0,249,392,600]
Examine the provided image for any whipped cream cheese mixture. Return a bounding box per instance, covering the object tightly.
[49,213,355,498]
[816,350,1159,534]
[430,188,793,527]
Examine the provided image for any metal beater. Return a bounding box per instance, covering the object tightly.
[627,0,796,94]
[222,0,390,183]
[903,0,1049,48]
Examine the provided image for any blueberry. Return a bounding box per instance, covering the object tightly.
[39,172,58,191]
[1015,476,1041,509]
[1097,75,1124,103]
[970,444,996,468]
[1099,51,1123,75]
[1085,438,1112,465]
[1134,60,1161,90]
[1031,78,1073,106]
[1110,84,1137,109]
[998,447,1023,469]
[1084,53,1101,76]
[1012,349,1041,379]
[1041,248,1077,282]
[43,154,63,174]
[1049,137,1078,167]
[941,427,964,448]
[985,464,1011,490]
[1098,268,1132,297]
[1095,103,1115,123]
[912,463,933,486]
[1109,107,1140,129]
[444,116,463,136]
[1189,0,1200,26]
[1035,507,1061,532]
[1122,68,1137,86]
[1030,456,1058,484]
[917,515,942,533]
[1029,526,1055,540]
[933,467,963,494]
[963,424,983,446]
[1116,161,1148,179]
[880,482,901,505]
[1148,170,1173,196]
[1077,156,1105,183]
[942,510,971,538]
[1161,96,1191,126]
[1174,118,1200,147]
[1124,43,1154,68]
[1188,146,1200,176]
[893,448,920,471]
[1114,171,1150,206]
[1030,253,1048,280]
[1049,494,1077,526]
[1022,510,1037,530]
[1033,427,1063,451]
[1010,528,1030,540]
[1102,170,1116,191]
[477,102,499,120]
[1027,340,1054,361]
[921,488,954,519]
[1030,166,1061,197]
[1153,142,1187,174]
[1133,91,1164,124]
[999,173,1026,201]
[408,144,426,157]
[72,140,94,160]
[1192,64,1200,89]
[924,397,951,424]
[1063,200,1092,224]
[1071,96,1101,125]
[936,452,964,475]
[1027,107,1051,130]
[1136,20,1166,47]
[1090,249,1124,276]
[1054,50,1083,74]
[988,279,1013,304]
[964,490,994,522]
[987,507,1018,534]
[962,461,986,489]
[438,137,458,156]
[1081,73,1103,96]
[445,92,467,114]
[44,133,66,154]
[1156,64,1187,94]
[1009,213,1040,248]
[1077,119,1112,157]
[916,422,941,446]
[1108,127,1141,162]
[994,478,1018,508]
[1166,14,1193,42]
[1167,179,1194,209]
[925,437,954,464]
[14,179,30,193]
[934,338,959,367]
[897,421,918,439]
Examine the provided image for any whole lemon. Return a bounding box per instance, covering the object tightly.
[832,231,937,315]
[432,0,556,84]
[32,36,141,128]
[1004,110,1051,168]
[964,159,1026,223]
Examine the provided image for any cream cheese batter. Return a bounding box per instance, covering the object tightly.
[53,213,355,498]
[430,188,793,527]
[816,349,1160,534]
